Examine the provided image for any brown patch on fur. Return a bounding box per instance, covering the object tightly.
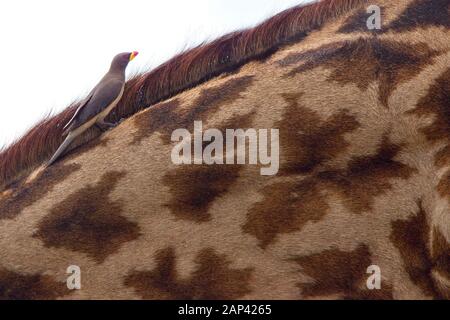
[339,1,450,34]
[243,92,357,246]
[163,111,255,222]
[132,99,181,145]
[0,0,370,189]
[293,245,393,299]
[432,227,450,299]
[338,9,368,33]
[124,247,253,299]
[244,135,415,248]
[243,178,329,248]
[33,171,140,263]
[243,89,412,248]
[438,172,450,198]
[278,93,360,175]
[409,68,450,197]
[317,135,415,213]
[280,39,440,106]
[432,228,450,279]
[0,163,81,220]
[0,268,70,300]
[164,165,242,222]
[410,68,450,143]
[436,146,450,168]
[338,7,384,33]
[132,75,254,145]
[388,0,450,31]
[390,203,447,299]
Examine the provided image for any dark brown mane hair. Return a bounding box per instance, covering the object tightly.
[0,0,367,189]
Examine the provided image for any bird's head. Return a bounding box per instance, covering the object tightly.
[110,51,139,71]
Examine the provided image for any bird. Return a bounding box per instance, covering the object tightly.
[47,51,138,166]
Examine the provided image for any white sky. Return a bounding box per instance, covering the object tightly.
[0,0,313,148]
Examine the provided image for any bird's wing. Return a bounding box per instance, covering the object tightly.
[63,89,95,131]
[65,79,124,131]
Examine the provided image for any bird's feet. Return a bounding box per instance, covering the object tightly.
[96,121,118,132]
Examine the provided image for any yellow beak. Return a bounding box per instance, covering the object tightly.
[130,51,139,61]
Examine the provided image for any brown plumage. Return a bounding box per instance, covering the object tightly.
[46,52,139,166]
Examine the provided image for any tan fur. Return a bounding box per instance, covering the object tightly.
[0,0,449,299]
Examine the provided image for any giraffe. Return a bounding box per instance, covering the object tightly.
[0,0,449,300]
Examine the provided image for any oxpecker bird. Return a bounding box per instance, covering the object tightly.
[47,51,138,166]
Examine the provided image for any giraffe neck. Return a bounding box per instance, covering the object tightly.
[0,0,449,300]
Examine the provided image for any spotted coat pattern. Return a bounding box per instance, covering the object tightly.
[0,0,449,299]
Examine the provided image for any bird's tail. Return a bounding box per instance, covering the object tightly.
[46,132,76,167]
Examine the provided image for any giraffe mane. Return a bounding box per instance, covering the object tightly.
[0,0,368,190]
